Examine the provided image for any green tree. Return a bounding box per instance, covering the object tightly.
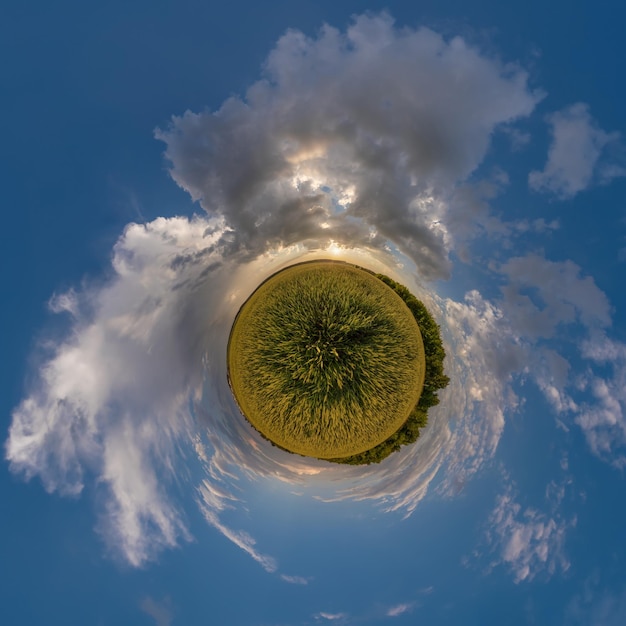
[329,274,449,465]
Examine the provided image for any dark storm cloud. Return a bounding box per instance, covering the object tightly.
[156,13,538,280]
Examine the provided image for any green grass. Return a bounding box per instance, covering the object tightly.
[228,261,425,459]
[329,274,449,465]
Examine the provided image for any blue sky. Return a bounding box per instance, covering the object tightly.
[3,1,626,625]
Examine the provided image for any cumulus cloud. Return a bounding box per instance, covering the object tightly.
[157,12,538,281]
[7,11,626,574]
[6,211,524,568]
[529,103,625,198]
[150,12,546,542]
[491,253,626,466]
[477,251,626,466]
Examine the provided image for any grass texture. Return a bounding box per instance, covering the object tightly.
[228,261,425,459]
[330,274,449,464]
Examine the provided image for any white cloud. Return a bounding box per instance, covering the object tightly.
[529,102,625,198]
[490,253,626,467]
[315,612,347,621]
[280,574,310,585]
[147,15,542,532]
[6,216,228,565]
[198,506,278,573]
[486,483,575,583]
[576,334,626,467]
[48,289,79,317]
[502,125,532,151]
[491,254,626,464]
[499,254,612,335]
[386,602,414,617]
[9,11,626,576]
[5,15,548,566]
[195,464,278,574]
[310,287,519,513]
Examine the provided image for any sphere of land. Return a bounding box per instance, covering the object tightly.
[227,260,426,459]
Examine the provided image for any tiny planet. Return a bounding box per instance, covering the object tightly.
[228,260,449,463]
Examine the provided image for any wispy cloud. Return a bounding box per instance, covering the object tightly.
[281,574,311,585]
[4,13,545,567]
[494,254,626,466]
[386,602,414,617]
[486,482,575,583]
[315,612,348,621]
[565,575,626,626]
[7,11,626,575]
[162,11,550,538]
[140,596,173,626]
[4,217,225,564]
[577,334,626,468]
[198,506,277,573]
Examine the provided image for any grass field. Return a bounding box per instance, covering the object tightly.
[227,261,425,459]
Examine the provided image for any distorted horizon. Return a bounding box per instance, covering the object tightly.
[3,3,626,625]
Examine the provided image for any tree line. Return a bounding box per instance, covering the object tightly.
[328,275,449,465]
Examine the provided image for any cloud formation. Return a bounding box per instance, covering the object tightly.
[315,612,348,621]
[577,334,626,468]
[486,481,575,583]
[386,602,414,617]
[529,103,625,198]
[157,12,538,280]
[6,12,626,577]
[6,217,225,564]
[280,574,310,585]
